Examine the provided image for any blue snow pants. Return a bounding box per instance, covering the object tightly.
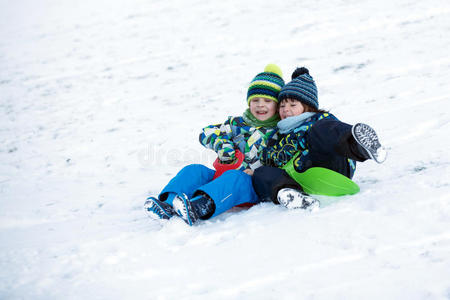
[159,164,259,218]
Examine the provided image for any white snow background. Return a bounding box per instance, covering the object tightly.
[1,0,450,299]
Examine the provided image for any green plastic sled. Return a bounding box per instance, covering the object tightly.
[282,153,360,196]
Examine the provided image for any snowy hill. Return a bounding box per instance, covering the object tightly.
[1,0,450,298]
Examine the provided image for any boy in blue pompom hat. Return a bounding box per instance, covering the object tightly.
[145,64,285,225]
[253,67,387,209]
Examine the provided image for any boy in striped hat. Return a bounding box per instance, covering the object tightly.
[145,64,285,225]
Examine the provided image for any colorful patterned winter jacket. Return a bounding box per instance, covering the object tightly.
[199,116,278,171]
[260,112,356,174]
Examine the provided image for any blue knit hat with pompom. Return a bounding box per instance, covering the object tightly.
[278,67,318,109]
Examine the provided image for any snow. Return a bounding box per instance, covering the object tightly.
[1,0,450,298]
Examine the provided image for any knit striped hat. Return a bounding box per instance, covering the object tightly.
[278,67,319,109]
[247,64,285,105]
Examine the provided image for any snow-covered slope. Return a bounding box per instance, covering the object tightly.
[1,0,450,298]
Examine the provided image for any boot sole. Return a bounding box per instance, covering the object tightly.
[352,123,387,164]
[144,197,173,220]
[277,188,319,210]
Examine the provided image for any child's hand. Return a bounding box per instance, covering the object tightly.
[243,169,254,176]
[217,148,236,163]
[212,137,236,163]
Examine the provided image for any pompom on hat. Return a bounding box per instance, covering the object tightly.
[247,64,285,105]
[278,67,319,109]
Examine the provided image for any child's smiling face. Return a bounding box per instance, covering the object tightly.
[279,98,305,119]
[249,97,278,121]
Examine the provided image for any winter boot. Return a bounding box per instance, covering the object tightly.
[144,197,175,220]
[351,123,387,164]
[277,188,319,210]
[172,193,215,226]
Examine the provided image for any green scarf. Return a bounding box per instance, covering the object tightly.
[242,108,280,128]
